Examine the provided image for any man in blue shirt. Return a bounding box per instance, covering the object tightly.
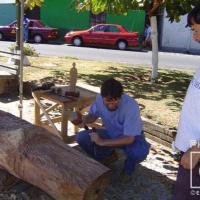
[76,78,150,180]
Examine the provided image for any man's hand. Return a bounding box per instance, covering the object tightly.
[70,111,83,125]
[89,132,104,146]
[180,147,200,170]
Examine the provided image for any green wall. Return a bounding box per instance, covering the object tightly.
[41,0,145,38]
[41,0,89,30]
[107,10,145,37]
[0,4,16,25]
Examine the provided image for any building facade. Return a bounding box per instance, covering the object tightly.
[0,0,16,25]
[161,10,200,53]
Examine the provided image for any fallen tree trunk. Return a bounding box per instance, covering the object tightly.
[0,110,111,200]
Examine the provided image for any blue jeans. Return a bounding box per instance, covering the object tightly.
[173,163,200,200]
[24,28,29,42]
[76,129,150,175]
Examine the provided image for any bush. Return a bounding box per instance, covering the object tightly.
[9,43,39,56]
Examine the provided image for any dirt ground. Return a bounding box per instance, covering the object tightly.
[0,94,178,200]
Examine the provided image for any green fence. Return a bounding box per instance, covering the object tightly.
[107,10,145,37]
[41,0,89,32]
[41,0,145,38]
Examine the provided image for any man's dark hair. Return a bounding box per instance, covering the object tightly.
[101,78,123,99]
[187,6,200,27]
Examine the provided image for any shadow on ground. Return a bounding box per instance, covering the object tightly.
[78,67,191,111]
[50,65,192,113]
[104,163,174,200]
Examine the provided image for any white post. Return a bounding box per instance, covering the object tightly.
[150,16,159,82]
[19,0,24,118]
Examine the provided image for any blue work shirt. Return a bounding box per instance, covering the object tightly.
[89,94,143,138]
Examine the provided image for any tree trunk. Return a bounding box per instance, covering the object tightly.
[150,16,159,82]
[0,110,111,200]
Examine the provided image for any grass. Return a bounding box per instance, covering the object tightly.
[0,56,194,128]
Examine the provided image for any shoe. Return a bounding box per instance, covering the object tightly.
[119,170,132,183]
[100,150,119,167]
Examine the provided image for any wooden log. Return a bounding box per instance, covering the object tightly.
[144,132,171,148]
[0,110,111,200]
[142,117,176,145]
[0,170,21,191]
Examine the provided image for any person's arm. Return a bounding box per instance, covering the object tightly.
[71,96,100,126]
[82,113,98,124]
[70,112,98,126]
[90,132,134,147]
[180,145,200,169]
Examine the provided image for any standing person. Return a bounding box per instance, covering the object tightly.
[23,15,30,42]
[75,78,150,182]
[173,6,200,200]
[142,23,152,48]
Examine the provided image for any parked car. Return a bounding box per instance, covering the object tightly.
[64,24,139,50]
[0,19,58,43]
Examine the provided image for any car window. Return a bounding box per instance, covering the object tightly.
[29,21,43,28]
[35,21,44,28]
[29,21,33,27]
[32,22,39,27]
[92,25,105,32]
[10,22,17,27]
[108,25,120,32]
[104,26,110,32]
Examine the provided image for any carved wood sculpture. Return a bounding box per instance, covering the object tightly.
[69,62,78,92]
[0,110,111,200]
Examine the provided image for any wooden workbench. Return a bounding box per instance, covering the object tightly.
[32,86,96,143]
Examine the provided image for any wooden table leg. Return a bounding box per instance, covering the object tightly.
[73,107,80,134]
[32,92,61,138]
[61,105,69,143]
[33,92,41,126]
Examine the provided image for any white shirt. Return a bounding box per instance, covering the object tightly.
[175,68,200,152]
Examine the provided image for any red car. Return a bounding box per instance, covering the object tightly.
[64,24,139,50]
[0,19,58,43]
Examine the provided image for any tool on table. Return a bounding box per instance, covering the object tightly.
[32,82,55,91]
[51,86,80,98]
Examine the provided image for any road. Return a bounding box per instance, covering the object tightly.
[0,41,199,70]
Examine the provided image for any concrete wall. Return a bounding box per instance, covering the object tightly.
[0,4,16,25]
[161,10,200,53]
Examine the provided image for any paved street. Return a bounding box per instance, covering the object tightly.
[0,41,199,70]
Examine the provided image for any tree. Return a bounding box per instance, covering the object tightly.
[16,0,44,10]
[75,0,200,81]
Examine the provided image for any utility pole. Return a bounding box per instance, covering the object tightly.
[16,0,21,52]
[18,0,24,119]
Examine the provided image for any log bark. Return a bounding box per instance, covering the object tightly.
[0,110,111,200]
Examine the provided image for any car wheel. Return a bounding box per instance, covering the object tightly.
[0,32,3,40]
[72,37,82,46]
[33,35,43,43]
[117,40,127,50]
